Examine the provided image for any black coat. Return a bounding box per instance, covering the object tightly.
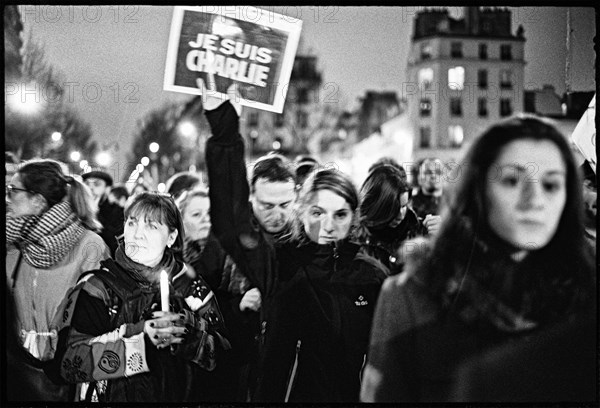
[97,197,124,256]
[204,101,386,402]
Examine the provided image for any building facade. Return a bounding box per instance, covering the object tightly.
[406,7,526,162]
[239,54,323,159]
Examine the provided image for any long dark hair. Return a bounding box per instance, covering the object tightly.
[18,159,101,231]
[413,114,594,322]
[359,164,410,228]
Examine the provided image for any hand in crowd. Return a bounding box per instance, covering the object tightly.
[423,214,442,236]
[144,311,188,349]
[239,287,262,312]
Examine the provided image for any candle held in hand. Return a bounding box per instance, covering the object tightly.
[160,270,170,312]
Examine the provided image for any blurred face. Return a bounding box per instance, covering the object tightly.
[388,192,410,228]
[85,177,108,200]
[6,173,42,217]
[419,160,443,195]
[124,213,178,267]
[486,140,567,251]
[582,179,597,222]
[303,189,353,244]
[251,178,296,234]
[182,195,211,241]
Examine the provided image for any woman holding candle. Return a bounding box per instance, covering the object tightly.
[53,192,229,402]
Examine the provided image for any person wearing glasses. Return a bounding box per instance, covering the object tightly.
[53,192,230,402]
[201,83,387,402]
[6,159,110,402]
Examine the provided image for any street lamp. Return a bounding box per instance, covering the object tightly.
[51,132,62,142]
[70,151,81,162]
[178,121,196,138]
[141,156,150,166]
[96,151,111,167]
[149,142,160,153]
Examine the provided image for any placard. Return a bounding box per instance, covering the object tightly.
[164,6,303,113]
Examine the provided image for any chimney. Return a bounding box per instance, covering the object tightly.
[464,7,479,35]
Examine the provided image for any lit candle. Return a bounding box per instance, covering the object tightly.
[160,270,169,312]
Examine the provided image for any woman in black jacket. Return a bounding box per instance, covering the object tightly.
[202,87,387,402]
[355,164,426,275]
[54,192,229,402]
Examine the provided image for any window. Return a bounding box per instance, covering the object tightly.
[478,69,488,89]
[448,66,465,90]
[419,98,432,117]
[500,70,512,89]
[450,98,462,117]
[451,42,463,58]
[248,111,259,127]
[500,98,513,117]
[419,126,432,148]
[418,68,434,90]
[420,42,432,60]
[478,98,488,117]
[296,110,308,128]
[479,43,488,60]
[448,125,464,148]
[500,44,512,61]
[297,88,309,104]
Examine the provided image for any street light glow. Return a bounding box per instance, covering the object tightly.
[96,152,111,167]
[157,183,166,193]
[79,160,89,169]
[136,164,144,173]
[178,121,196,138]
[51,132,62,142]
[141,156,150,166]
[70,151,81,162]
[149,142,160,153]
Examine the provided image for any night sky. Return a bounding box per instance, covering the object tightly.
[18,6,596,169]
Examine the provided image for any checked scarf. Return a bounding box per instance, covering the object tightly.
[7,201,86,269]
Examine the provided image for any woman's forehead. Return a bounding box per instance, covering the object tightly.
[308,189,351,211]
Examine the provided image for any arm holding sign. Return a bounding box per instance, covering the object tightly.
[202,80,278,301]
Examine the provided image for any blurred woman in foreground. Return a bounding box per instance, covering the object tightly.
[361,115,596,402]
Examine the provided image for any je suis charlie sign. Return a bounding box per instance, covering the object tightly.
[164,6,303,113]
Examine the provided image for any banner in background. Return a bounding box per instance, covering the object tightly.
[571,94,596,173]
[164,6,302,113]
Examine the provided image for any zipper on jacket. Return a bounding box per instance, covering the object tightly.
[284,340,302,402]
[332,244,339,274]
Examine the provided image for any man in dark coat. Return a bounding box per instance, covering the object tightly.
[82,170,124,256]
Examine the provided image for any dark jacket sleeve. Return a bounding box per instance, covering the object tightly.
[362,275,436,402]
[204,101,278,300]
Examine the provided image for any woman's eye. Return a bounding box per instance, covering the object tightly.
[335,212,348,220]
[150,223,158,230]
[311,210,322,217]
[543,181,561,193]
[501,176,519,187]
[127,220,135,227]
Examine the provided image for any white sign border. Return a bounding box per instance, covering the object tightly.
[163,6,303,113]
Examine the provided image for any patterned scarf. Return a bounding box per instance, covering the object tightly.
[114,240,177,289]
[6,201,86,269]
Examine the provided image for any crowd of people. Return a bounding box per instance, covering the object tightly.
[4,87,597,403]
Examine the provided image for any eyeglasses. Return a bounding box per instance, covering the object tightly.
[5,184,34,197]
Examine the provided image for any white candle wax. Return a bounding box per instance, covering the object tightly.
[160,270,169,312]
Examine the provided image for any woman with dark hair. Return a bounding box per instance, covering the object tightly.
[54,192,230,402]
[202,87,387,402]
[355,164,425,275]
[360,115,596,402]
[6,159,110,401]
